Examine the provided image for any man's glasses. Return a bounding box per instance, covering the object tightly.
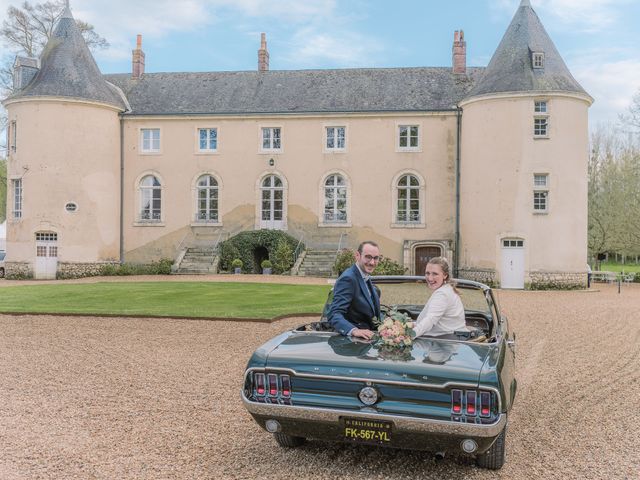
[363,255,382,262]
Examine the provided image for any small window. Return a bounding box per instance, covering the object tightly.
[398,125,419,150]
[533,174,549,213]
[65,202,78,213]
[503,239,524,248]
[534,117,548,137]
[534,101,547,113]
[262,127,281,151]
[35,232,58,241]
[12,178,23,219]
[326,126,346,151]
[198,128,218,152]
[141,128,160,153]
[532,52,544,69]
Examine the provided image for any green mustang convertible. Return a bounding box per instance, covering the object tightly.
[242,276,517,469]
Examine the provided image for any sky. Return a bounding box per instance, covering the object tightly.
[1,0,639,128]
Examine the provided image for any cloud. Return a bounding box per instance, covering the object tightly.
[283,26,383,68]
[569,52,640,126]
[492,0,633,33]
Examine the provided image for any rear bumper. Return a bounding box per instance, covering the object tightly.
[242,392,506,451]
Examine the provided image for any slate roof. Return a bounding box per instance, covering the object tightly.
[467,0,588,100]
[7,6,126,109]
[103,68,484,116]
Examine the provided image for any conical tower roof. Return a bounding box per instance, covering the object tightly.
[466,0,589,100]
[7,5,125,109]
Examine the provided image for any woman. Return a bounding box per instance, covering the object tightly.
[414,257,466,337]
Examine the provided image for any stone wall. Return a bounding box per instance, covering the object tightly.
[5,262,34,279]
[458,268,497,287]
[57,262,117,279]
[528,271,586,290]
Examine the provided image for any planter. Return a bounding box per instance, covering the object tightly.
[263,268,272,275]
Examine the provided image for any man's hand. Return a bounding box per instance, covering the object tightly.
[351,328,375,340]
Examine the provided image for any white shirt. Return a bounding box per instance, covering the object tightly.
[414,283,466,337]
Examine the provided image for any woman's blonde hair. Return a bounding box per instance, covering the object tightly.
[427,257,459,294]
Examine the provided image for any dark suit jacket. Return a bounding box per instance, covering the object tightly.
[328,264,381,335]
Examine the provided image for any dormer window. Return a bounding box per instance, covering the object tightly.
[532,52,544,69]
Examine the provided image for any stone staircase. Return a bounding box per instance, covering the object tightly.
[297,249,336,277]
[174,247,217,274]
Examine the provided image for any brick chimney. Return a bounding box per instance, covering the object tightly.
[132,34,145,79]
[452,30,466,74]
[258,33,269,72]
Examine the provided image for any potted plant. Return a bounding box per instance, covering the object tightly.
[261,259,273,275]
[231,258,243,274]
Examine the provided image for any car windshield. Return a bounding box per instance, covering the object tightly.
[375,280,491,316]
[0,252,5,261]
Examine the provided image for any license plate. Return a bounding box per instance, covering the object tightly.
[342,417,393,445]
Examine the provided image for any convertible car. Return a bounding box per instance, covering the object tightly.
[241,276,517,469]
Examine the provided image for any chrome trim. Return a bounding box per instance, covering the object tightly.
[241,392,507,438]
[243,367,503,412]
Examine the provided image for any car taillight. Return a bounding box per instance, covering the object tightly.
[451,389,462,414]
[281,375,291,398]
[255,373,266,396]
[480,391,491,417]
[268,373,278,396]
[466,391,476,415]
[252,372,293,402]
[451,389,492,418]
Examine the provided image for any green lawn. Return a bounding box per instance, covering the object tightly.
[0,282,331,319]
[598,262,640,274]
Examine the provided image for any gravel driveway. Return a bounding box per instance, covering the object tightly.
[0,282,638,479]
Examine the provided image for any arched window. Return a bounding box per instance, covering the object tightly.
[196,175,218,222]
[260,175,285,229]
[139,175,162,221]
[396,174,420,223]
[324,174,347,223]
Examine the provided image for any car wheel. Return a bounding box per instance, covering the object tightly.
[273,432,306,448]
[0,267,4,278]
[476,426,506,470]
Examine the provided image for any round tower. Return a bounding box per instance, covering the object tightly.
[2,5,126,279]
[458,0,592,289]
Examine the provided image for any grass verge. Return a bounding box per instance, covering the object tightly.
[0,282,331,320]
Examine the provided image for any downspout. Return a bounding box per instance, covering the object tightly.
[454,106,462,278]
[119,115,124,264]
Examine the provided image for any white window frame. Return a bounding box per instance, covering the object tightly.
[532,52,545,69]
[255,171,288,230]
[260,126,282,153]
[391,171,426,228]
[318,171,351,227]
[140,128,161,154]
[533,100,549,138]
[324,126,347,153]
[196,127,219,153]
[533,173,549,213]
[193,173,222,225]
[134,173,164,226]
[12,178,23,219]
[396,124,421,152]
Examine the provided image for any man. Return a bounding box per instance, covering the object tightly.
[328,241,381,339]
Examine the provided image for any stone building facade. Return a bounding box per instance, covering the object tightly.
[2,1,592,286]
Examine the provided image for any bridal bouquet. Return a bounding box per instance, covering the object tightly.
[374,309,416,348]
